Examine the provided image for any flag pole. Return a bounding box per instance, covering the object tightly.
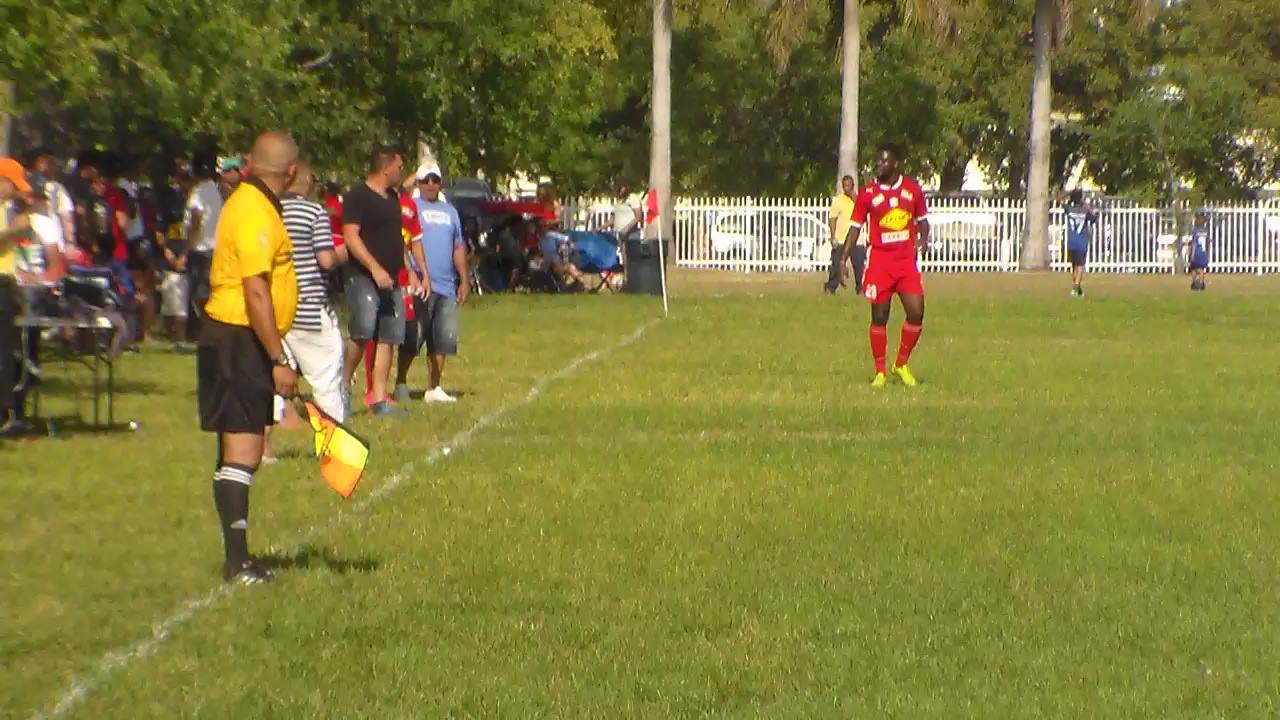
[648,188,670,317]
[657,218,669,317]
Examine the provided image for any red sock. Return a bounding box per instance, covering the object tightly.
[869,325,888,374]
[897,323,923,368]
[364,341,375,392]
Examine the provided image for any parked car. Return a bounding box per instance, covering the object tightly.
[708,210,826,268]
[927,211,1002,260]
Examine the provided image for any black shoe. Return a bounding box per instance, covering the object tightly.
[223,559,273,585]
[0,415,28,438]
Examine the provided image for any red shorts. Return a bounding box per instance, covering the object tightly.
[862,247,923,303]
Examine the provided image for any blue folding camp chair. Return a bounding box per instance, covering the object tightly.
[569,231,624,294]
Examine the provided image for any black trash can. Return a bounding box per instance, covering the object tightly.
[624,237,670,296]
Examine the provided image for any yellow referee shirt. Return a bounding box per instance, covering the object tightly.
[204,177,297,334]
[829,193,855,248]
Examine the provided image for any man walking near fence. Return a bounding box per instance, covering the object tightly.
[1187,210,1211,291]
[826,174,861,294]
[197,131,299,584]
[1064,190,1097,297]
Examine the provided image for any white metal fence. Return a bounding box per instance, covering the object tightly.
[565,196,1280,274]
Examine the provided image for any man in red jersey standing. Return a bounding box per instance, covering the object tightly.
[840,143,930,388]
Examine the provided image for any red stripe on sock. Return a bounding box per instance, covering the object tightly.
[896,323,923,368]
[869,325,888,374]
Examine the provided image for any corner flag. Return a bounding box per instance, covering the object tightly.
[646,188,670,317]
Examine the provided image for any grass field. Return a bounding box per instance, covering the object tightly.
[4,271,1279,719]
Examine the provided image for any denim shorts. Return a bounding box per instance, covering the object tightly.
[422,293,459,356]
[344,271,405,345]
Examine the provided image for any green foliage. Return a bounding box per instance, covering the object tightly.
[1,0,1275,196]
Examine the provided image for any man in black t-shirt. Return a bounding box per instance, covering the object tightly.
[342,146,415,416]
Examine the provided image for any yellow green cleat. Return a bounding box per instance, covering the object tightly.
[892,365,918,387]
[870,372,888,388]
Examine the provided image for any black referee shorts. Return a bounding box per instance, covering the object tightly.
[197,319,274,434]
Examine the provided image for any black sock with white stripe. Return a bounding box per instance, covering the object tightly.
[214,464,254,567]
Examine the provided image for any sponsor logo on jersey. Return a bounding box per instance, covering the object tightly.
[880,208,912,232]
[871,194,886,208]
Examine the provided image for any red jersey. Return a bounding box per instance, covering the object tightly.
[324,193,344,247]
[103,187,129,261]
[398,193,422,289]
[851,175,928,252]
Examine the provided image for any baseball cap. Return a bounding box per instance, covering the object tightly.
[416,164,443,183]
[0,158,32,193]
[218,155,244,173]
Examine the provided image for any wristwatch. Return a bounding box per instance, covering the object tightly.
[272,352,291,368]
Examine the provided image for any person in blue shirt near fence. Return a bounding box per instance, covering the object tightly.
[1188,210,1210,292]
[1064,189,1098,297]
[413,169,470,403]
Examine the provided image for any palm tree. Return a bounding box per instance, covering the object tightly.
[1021,0,1154,270]
[767,0,957,188]
[648,0,673,242]
[1019,0,1066,270]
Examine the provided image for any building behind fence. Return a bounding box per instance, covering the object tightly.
[566,196,1280,275]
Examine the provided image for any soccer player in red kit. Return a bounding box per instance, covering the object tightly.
[840,143,930,388]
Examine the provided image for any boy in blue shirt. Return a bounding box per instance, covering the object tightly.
[1188,211,1210,292]
[1063,190,1097,297]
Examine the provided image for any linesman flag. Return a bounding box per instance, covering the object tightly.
[302,401,369,499]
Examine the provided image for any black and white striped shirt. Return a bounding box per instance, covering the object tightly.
[281,196,335,332]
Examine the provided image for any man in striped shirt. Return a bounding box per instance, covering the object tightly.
[281,161,348,421]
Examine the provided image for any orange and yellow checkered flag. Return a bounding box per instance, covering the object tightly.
[302,401,369,499]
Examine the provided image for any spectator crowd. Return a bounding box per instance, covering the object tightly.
[0,139,643,437]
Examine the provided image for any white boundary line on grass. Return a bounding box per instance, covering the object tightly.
[35,319,659,720]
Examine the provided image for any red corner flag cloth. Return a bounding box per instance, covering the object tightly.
[645,188,661,224]
[303,401,369,499]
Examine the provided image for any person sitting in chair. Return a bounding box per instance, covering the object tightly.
[539,228,585,293]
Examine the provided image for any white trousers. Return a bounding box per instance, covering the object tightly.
[159,272,189,318]
[285,310,348,423]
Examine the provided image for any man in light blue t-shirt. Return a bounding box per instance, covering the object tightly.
[413,170,470,403]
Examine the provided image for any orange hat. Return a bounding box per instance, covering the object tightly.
[0,158,32,193]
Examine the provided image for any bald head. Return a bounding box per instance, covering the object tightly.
[247,130,299,196]
[288,160,314,195]
[249,131,298,176]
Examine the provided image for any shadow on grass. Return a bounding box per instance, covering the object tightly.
[257,545,381,575]
[265,447,313,461]
[3,416,139,440]
[36,376,162,397]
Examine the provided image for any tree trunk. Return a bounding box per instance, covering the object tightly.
[837,0,860,187]
[647,0,674,242]
[0,80,13,158]
[1020,0,1055,270]
[939,159,967,193]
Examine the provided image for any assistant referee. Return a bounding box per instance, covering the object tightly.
[198,131,299,585]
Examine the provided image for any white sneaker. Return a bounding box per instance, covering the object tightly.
[423,386,458,404]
